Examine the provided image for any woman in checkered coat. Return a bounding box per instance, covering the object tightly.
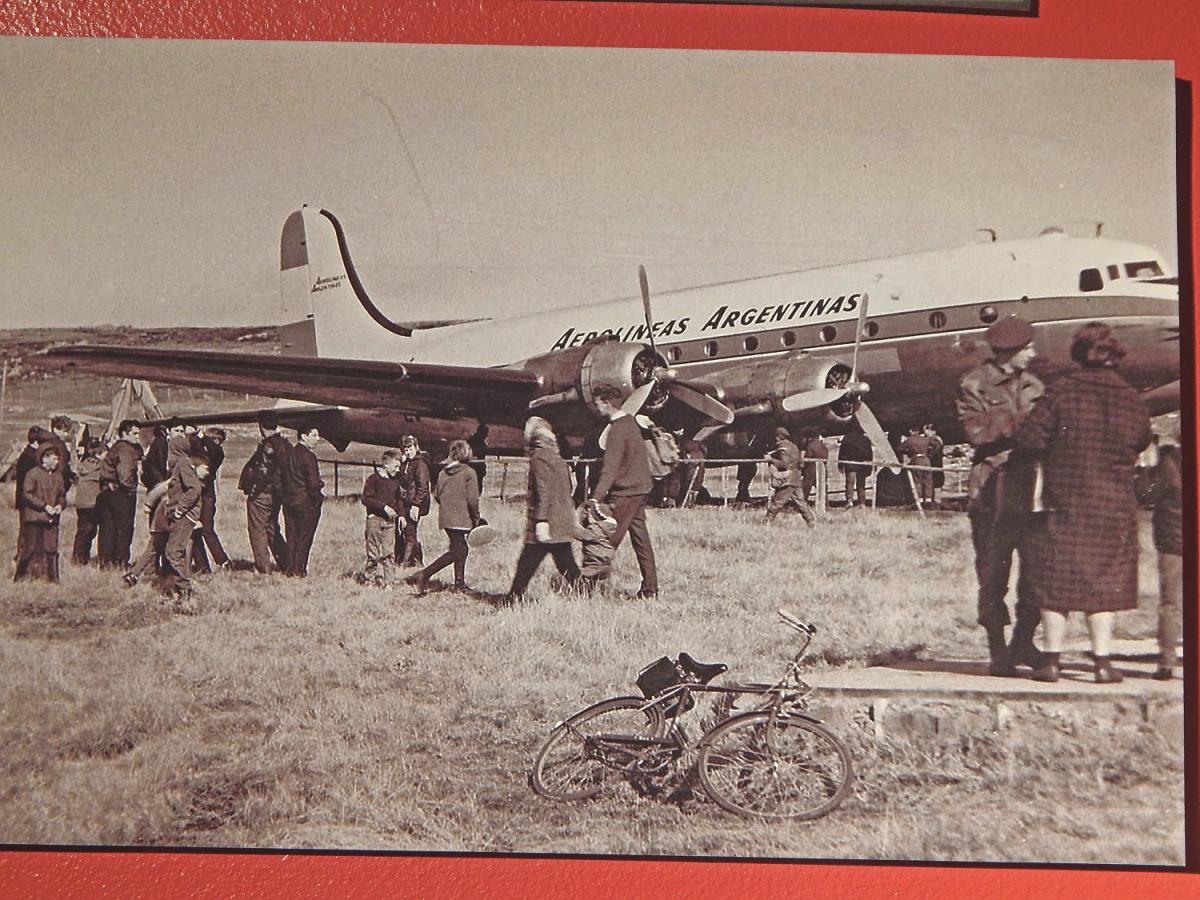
[1013,323,1152,684]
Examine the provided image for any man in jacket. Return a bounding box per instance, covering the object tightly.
[396,435,431,567]
[71,438,106,565]
[239,411,292,574]
[96,419,143,568]
[128,450,208,603]
[191,427,231,572]
[956,314,1045,676]
[12,426,44,566]
[282,426,325,577]
[589,386,658,599]
[801,431,828,504]
[838,428,873,508]
[765,427,815,526]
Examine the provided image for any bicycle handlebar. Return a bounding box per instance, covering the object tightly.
[778,608,817,636]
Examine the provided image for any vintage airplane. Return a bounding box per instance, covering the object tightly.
[40,207,1180,463]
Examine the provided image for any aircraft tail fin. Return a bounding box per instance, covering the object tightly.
[278,207,488,359]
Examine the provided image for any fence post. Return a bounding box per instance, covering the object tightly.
[816,459,827,515]
[334,461,339,498]
[499,461,508,502]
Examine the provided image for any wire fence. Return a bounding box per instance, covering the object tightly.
[315,455,972,517]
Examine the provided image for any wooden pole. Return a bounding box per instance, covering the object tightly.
[0,360,8,445]
[499,461,509,502]
[816,459,827,515]
[334,461,339,498]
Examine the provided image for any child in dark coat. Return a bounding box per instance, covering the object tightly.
[15,445,66,582]
[409,440,479,594]
[1152,419,1184,680]
[71,438,106,565]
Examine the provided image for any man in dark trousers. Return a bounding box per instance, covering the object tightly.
[838,428,873,508]
[957,314,1045,676]
[190,426,230,573]
[12,427,44,566]
[468,424,489,493]
[96,419,142,568]
[282,425,325,577]
[801,430,828,504]
[589,386,658,599]
[239,411,292,574]
[396,434,431,567]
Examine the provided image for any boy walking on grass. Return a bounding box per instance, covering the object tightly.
[361,449,404,586]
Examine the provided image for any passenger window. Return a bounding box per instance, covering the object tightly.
[1125,260,1164,278]
[781,331,797,347]
[743,335,759,353]
[929,311,947,329]
[819,326,836,343]
[668,346,682,362]
[703,341,719,358]
[978,306,999,324]
[1079,268,1103,292]
[864,321,879,338]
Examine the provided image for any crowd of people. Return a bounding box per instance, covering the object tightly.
[6,319,1184,676]
[957,316,1181,682]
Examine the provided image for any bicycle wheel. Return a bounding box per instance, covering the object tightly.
[697,712,853,820]
[531,696,666,802]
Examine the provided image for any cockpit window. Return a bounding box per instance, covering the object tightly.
[1106,265,1120,280]
[1125,260,1164,279]
[1079,268,1103,293]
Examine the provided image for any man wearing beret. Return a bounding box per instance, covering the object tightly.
[957,315,1045,676]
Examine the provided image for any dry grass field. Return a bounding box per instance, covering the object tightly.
[0,463,1185,864]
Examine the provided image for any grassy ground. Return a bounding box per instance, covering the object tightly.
[0,471,1184,863]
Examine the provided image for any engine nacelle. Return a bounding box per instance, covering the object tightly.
[716,353,856,423]
[519,339,665,416]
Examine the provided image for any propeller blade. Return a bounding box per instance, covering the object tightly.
[670,382,735,425]
[621,381,655,415]
[850,291,870,382]
[638,265,658,357]
[780,387,851,414]
[853,399,901,471]
[693,424,727,444]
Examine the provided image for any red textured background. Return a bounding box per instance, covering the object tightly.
[0,1,1196,896]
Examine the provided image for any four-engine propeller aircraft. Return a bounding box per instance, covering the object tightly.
[40,207,1180,463]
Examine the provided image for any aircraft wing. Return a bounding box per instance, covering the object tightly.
[40,345,542,420]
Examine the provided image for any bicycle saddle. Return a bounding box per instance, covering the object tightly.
[677,652,727,684]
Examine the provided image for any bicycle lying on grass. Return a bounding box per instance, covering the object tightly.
[531,609,854,820]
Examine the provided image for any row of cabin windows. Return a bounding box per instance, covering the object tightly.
[1080,260,1164,292]
[674,305,1017,360]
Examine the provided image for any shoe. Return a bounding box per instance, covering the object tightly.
[452,581,468,592]
[633,590,659,601]
[1093,658,1124,684]
[1153,667,1174,681]
[1032,661,1060,682]
[218,561,232,572]
[986,626,1014,677]
[404,571,428,594]
[122,573,138,588]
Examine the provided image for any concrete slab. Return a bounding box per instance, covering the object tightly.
[803,654,1182,702]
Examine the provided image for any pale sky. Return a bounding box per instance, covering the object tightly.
[0,38,1177,329]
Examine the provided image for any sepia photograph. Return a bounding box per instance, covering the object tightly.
[0,38,1185,864]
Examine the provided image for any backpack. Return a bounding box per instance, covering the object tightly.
[643,425,680,480]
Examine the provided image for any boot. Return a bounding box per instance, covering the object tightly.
[986,626,1013,676]
[404,570,428,595]
[1032,651,1061,682]
[1093,656,1124,684]
[1006,617,1045,670]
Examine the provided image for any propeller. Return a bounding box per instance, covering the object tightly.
[623,266,734,425]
